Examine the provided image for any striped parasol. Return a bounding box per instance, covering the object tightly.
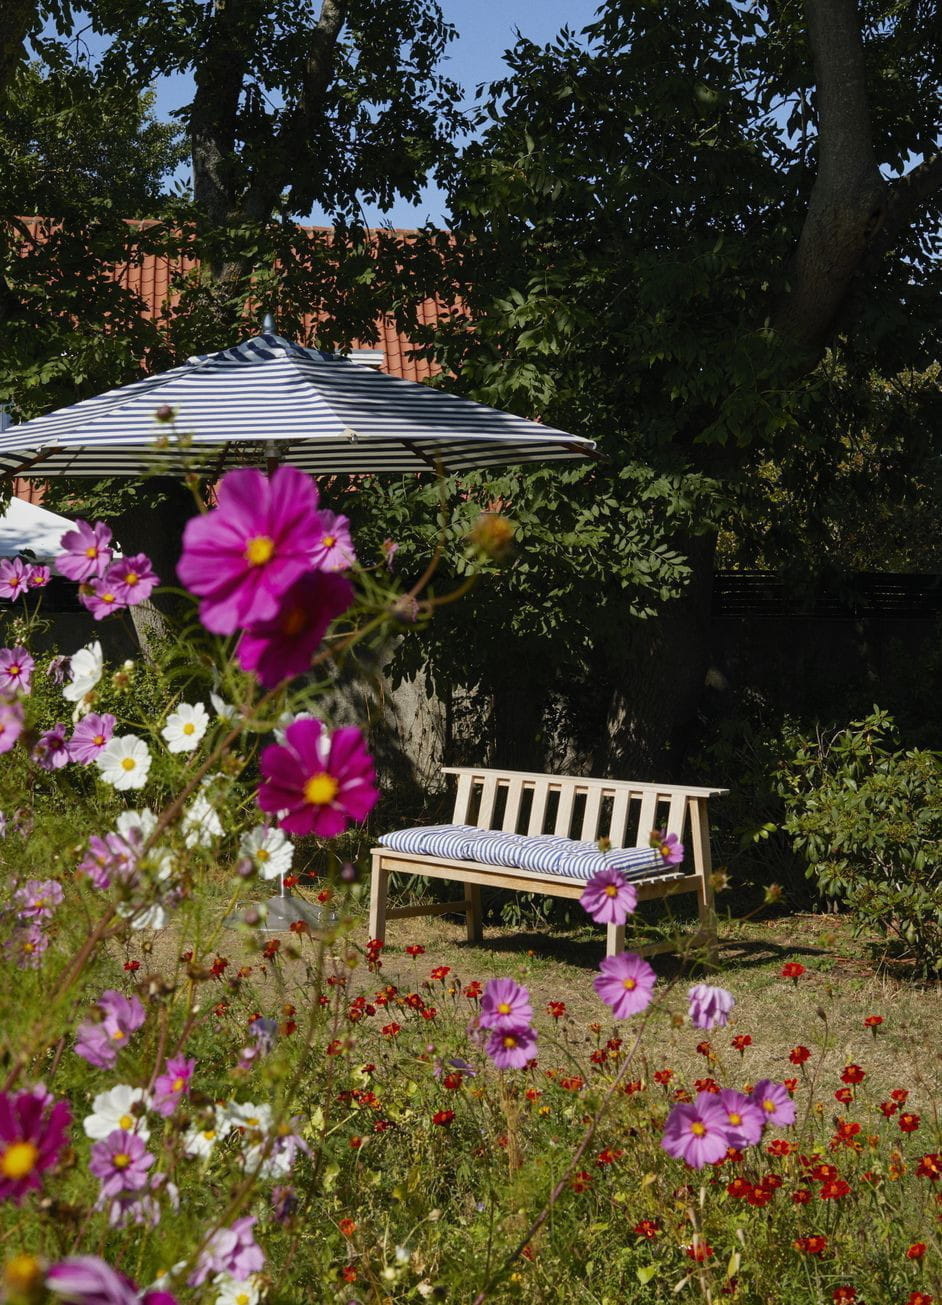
[0,333,597,477]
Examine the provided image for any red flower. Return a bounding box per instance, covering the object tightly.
[442,1073,463,1091]
[695,1041,713,1057]
[123,960,141,972]
[633,1219,661,1239]
[840,1064,865,1085]
[863,1014,883,1028]
[405,945,425,957]
[570,1170,593,1193]
[326,1040,344,1056]
[283,874,300,889]
[685,1240,714,1262]
[746,1186,772,1207]
[432,1110,455,1127]
[793,1235,828,1255]
[380,1022,400,1037]
[789,1045,811,1065]
[917,1153,942,1180]
[791,1189,812,1204]
[546,1000,567,1019]
[879,1100,899,1117]
[653,1068,674,1085]
[210,955,230,979]
[430,966,451,981]
[465,981,483,1000]
[906,1243,927,1260]
[780,962,806,980]
[420,1007,437,1021]
[726,1177,751,1199]
[761,1173,784,1191]
[596,1148,624,1166]
[783,1077,799,1093]
[731,1034,752,1052]
[694,1077,721,1094]
[891,1088,910,1104]
[338,1218,357,1237]
[899,1113,921,1133]
[818,1178,851,1200]
[832,1288,858,1304]
[767,1138,795,1157]
[904,1294,933,1305]
[349,1136,362,1149]
[263,939,281,959]
[834,1088,853,1105]
[560,1076,584,1092]
[342,1267,357,1284]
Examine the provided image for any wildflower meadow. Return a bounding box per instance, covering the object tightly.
[0,465,938,1305]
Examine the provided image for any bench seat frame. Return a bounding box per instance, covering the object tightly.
[369,766,727,959]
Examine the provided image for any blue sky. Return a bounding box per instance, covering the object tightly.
[143,0,603,226]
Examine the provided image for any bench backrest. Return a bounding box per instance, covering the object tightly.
[442,766,727,854]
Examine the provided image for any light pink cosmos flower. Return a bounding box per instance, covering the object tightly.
[27,564,50,589]
[750,1079,797,1128]
[257,718,379,837]
[0,699,23,753]
[89,1130,153,1200]
[0,1085,72,1204]
[32,723,70,770]
[152,1057,195,1117]
[650,829,684,865]
[687,983,735,1029]
[716,1088,765,1149]
[103,554,159,606]
[479,978,533,1032]
[74,991,146,1070]
[6,924,49,969]
[188,1214,265,1286]
[593,951,657,1019]
[14,878,64,919]
[237,571,353,688]
[0,647,34,696]
[661,1091,732,1168]
[68,713,116,764]
[580,866,637,925]
[0,557,31,600]
[484,1024,538,1070]
[80,577,126,621]
[46,1255,178,1305]
[77,831,137,889]
[56,519,114,582]
[310,509,357,571]
[178,466,324,635]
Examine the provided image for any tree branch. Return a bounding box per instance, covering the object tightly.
[870,151,942,257]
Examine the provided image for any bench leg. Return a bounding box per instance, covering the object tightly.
[606,922,625,957]
[368,857,389,944]
[689,798,718,965]
[464,884,483,944]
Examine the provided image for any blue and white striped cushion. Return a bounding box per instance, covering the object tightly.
[379,824,670,882]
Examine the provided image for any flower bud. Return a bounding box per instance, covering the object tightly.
[154,404,176,424]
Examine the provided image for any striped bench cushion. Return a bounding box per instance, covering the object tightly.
[377,824,669,881]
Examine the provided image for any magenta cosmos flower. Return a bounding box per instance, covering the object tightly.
[152,1056,195,1117]
[74,991,146,1070]
[257,717,379,836]
[15,878,64,919]
[238,570,354,688]
[716,1088,765,1149]
[32,723,70,770]
[750,1079,797,1128]
[0,558,31,600]
[593,951,657,1019]
[484,1024,538,1070]
[0,1085,72,1203]
[651,829,684,865]
[479,978,533,1032]
[188,1214,265,1286]
[68,713,116,764]
[80,577,126,621]
[56,519,114,582]
[89,1130,153,1199]
[0,647,34,695]
[0,699,23,752]
[311,509,357,571]
[661,1091,732,1168]
[580,866,637,925]
[103,554,159,606]
[178,466,324,635]
[687,983,735,1029]
[47,1255,178,1305]
[27,564,50,589]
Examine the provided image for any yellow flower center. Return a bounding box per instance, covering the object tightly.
[502,1035,518,1049]
[603,883,618,897]
[93,735,105,746]
[690,1122,706,1137]
[762,1099,776,1113]
[85,545,99,558]
[100,592,117,605]
[237,1294,250,1305]
[0,1142,39,1179]
[245,1116,260,1127]
[622,977,636,991]
[322,535,336,548]
[111,1030,126,1041]
[245,535,275,566]
[4,1254,41,1293]
[182,722,196,735]
[280,605,307,637]
[202,1129,216,1141]
[497,1002,512,1014]
[728,1112,742,1125]
[256,848,270,862]
[8,665,19,676]
[172,1077,185,1092]
[22,942,35,955]
[124,572,139,586]
[121,756,137,771]
[112,1152,131,1170]
[119,1114,134,1130]
[304,772,338,806]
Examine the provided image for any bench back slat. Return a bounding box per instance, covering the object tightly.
[502,777,524,833]
[553,784,576,837]
[526,782,549,836]
[580,787,603,842]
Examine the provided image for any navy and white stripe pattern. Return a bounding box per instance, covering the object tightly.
[0,333,597,477]
[378,825,669,882]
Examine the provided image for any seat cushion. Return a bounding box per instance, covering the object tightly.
[378,824,668,881]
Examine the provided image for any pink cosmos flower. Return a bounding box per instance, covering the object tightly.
[74,991,146,1070]
[716,1088,765,1149]
[78,832,137,889]
[0,647,34,695]
[14,878,64,919]
[257,718,379,837]
[152,1057,195,1117]
[47,1255,178,1305]
[103,554,159,606]
[650,829,684,865]
[0,558,31,600]
[237,570,354,688]
[188,1214,265,1286]
[6,923,49,969]
[80,577,126,620]
[593,951,657,1019]
[750,1079,797,1127]
[661,1091,732,1168]
[32,723,70,770]
[47,654,70,685]
[311,509,357,571]
[479,978,533,1032]
[484,1024,538,1070]
[89,1130,153,1199]
[178,466,324,635]
[688,983,736,1029]
[27,564,51,589]
[68,713,116,764]
[580,866,637,925]
[0,1085,72,1203]
[56,519,114,582]
[0,699,23,752]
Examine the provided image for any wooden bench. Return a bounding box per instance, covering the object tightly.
[369,767,727,958]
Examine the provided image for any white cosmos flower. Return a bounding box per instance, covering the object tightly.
[97,735,152,791]
[220,1100,274,1133]
[274,710,314,745]
[239,825,294,880]
[83,1084,151,1141]
[162,702,209,753]
[210,690,237,721]
[183,792,224,848]
[118,901,167,931]
[183,1114,225,1159]
[62,641,103,702]
[214,1275,263,1305]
